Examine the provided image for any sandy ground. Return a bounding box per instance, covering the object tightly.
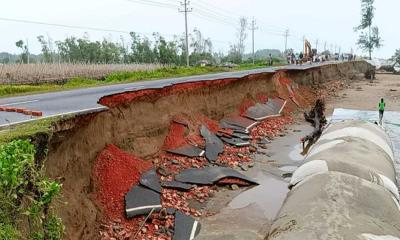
[196,73,400,240]
[326,73,400,114]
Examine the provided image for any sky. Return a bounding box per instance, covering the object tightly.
[0,0,397,58]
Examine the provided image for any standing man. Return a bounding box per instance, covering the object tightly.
[378,98,386,125]
[268,54,273,66]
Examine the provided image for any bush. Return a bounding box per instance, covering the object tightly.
[0,140,63,239]
[0,223,20,240]
[44,214,64,240]
[0,139,35,199]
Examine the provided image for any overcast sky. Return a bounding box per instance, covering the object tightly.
[0,0,397,58]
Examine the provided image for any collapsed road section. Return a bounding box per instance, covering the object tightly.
[42,61,372,239]
[268,120,400,239]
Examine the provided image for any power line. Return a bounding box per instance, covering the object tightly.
[126,0,177,9]
[0,16,181,39]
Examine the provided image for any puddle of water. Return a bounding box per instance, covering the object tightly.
[228,172,289,220]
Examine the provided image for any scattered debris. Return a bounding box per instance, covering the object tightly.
[251,115,293,139]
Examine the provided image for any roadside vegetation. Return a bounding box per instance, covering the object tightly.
[0,61,284,97]
[0,139,63,239]
[0,115,66,239]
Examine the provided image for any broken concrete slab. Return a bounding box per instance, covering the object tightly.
[231,132,251,140]
[175,167,258,185]
[245,103,278,121]
[220,121,248,133]
[220,137,251,147]
[245,98,287,121]
[173,211,201,240]
[140,169,162,193]
[125,186,162,218]
[167,144,205,157]
[257,138,271,145]
[269,98,287,113]
[220,116,258,131]
[161,181,193,191]
[200,125,224,162]
[167,208,177,215]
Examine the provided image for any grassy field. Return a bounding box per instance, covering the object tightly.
[0,62,279,98]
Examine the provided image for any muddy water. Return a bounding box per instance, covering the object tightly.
[229,172,289,220]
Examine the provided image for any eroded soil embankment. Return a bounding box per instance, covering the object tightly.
[45,61,371,240]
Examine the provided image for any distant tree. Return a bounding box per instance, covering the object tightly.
[15,40,29,63]
[237,17,248,59]
[227,44,241,64]
[226,17,248,64]
[190,28,213,64]
[354,0,382,60]
[130,32,155,63]
[37,35,54,63]
[392,49,400,66]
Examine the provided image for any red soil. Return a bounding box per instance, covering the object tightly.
[218,145,251,167]
[218,177,252,186]
[256,93,269,103]
[251,115,294,139]
[93,144,153,222]
[198,115,220,133]
[163,122,188,150]
[99,78,237,108]
[279,77,292,85]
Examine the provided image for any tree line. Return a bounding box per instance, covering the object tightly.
[14,29,212,65]
[9,17,257,66]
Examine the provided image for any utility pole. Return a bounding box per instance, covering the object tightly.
[315,39,319,52]
[324,41,327,52]
[26,38,30,64]
[179,0,192,67]
[249,17,258,64]
[284,29,289,53]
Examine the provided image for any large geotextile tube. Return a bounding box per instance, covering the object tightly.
[268,120,400,240]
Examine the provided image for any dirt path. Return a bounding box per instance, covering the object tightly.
[326,73,400,115]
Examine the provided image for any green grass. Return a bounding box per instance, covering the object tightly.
[0,63,284,98]
[0,117,62,145]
